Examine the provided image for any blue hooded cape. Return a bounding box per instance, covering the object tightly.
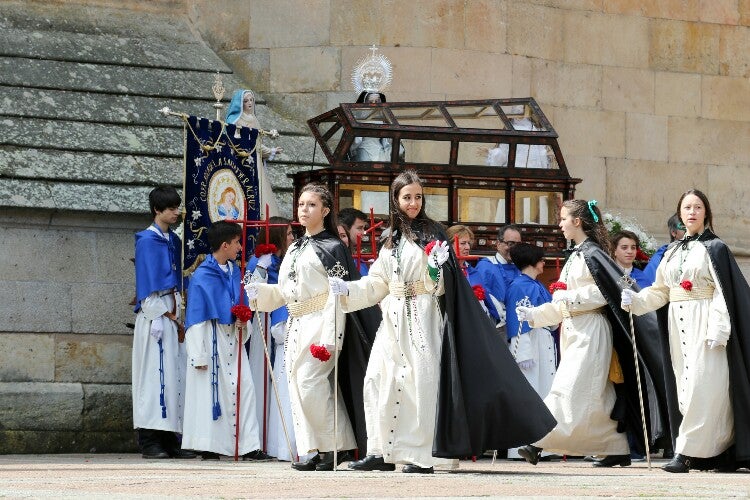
[185,254,246,330]
[245,254,288,327]
[134,227,181,312]
[505,273,554,339]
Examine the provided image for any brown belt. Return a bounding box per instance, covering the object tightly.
[162,290,185,343]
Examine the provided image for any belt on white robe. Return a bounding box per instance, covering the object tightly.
[389,280,429,298]
[560,303,605,319]
[669,286,715,302]
[286,292,328,318]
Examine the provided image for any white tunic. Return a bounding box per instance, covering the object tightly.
[132,291,186,433]
[248,310,271,450]
[629,241,733,458]
[182,320,261,456]
[527,250,629,455]
[252,240,356,455]
[342,238,454,468]
[265,322,298,461]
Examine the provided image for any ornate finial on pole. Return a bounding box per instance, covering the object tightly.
[212,72,226,121]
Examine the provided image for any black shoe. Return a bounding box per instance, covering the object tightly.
[348,454,396,471]
[592,454,631,467]
[315,451,349,471]
[142,445,169,459]
[662,454,692,473]
[201,452,221,461]
[402,464,434,474]
[518,445,543,466]
[291,453,320,471]
[243,449,275,462]
[167,448,197,459]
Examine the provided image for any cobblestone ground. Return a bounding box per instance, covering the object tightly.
[0,455,749,499]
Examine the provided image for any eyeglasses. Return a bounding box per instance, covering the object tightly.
[500,240,519,247]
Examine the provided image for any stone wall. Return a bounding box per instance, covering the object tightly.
[191,0,750,263]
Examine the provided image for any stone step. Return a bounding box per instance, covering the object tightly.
[0,27,229,72]
[0,116,317,160]
[0,57,245,100]
[0,86,309,135]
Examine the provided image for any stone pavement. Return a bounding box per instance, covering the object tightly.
[0,454,748,499]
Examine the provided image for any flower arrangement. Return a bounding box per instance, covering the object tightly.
[231,304,253,323]
[310,344,331,362]
[472,284,486,301]
[549,281,568,294]
[602,212,658,257]
[255,243,278,258]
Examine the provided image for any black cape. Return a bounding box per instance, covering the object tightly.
[431,245,557,458]
[579,241,678,454]
[307,231,382,457]
[656,231,750,466]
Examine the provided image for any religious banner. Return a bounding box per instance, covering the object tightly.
[182,116,261,274]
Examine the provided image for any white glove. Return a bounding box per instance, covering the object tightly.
[551,290,569,303]
[149,316,164,340]
[706,339,724,349]
[518,359,536,371]
[244,282,259,302]
[257,253,273,270]
[516,306,534,323]
[328,276,349,296]
[621,288,635,309]
[427,241,450,268]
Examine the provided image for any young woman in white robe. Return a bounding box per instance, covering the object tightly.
[245,184,358,472]
[622,190,737,473]
[516,200,631,467]
[333,170,454,474]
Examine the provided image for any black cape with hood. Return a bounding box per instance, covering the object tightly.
[406,222,557,458]
[578,240,678,455]
[656,231,750,468]
[306,230,383,457]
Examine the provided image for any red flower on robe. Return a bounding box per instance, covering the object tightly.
[680,280,693,291]
[424,240,437,256]
[231,304,253,323]
[310,344,331,362]
[472,284,486,301]
[255,243,278,258]
[549,281,568,294]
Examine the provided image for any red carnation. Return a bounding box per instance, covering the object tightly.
[635,249,650,262]
[255,243,278,258]
[310,344,331,362]
[424,240,437,256]
[549,281,568,294]
[231,304,253,323]
[472,284,486,301]
[680,280,693,292]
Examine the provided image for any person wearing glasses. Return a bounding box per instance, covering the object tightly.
[475,225,523,335]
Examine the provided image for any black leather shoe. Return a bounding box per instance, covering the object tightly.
[142,445,169,459]
[167,448,197,459]
[243,449,275,462]
[291,453,320,471]
[402,464,434,474]
[592,454,631,467]
[518,445,543,466]
[348,454,396,471]
[662,454,692,473]
[201,451,221,461]
[315,451,349,471]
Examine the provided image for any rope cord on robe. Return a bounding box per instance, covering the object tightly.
[211,321,222,421]
[158,338,167,419]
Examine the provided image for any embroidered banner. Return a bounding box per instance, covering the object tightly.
[182,116,261,273]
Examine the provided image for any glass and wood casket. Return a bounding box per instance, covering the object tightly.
[295,97,581,257]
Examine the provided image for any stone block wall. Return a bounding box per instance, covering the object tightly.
[190,0,750,261]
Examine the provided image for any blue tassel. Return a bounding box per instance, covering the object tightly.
[160,394,165,406]
[212,402,221,420]
[161,407,167,418]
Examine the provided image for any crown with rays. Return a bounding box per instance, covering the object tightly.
[351,45,393,95]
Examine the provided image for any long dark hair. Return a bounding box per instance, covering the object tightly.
[385,170,443,249]
[258,216,292,257]
[299,183,338,236]
[563,199,610,253]
[676,189,713,233]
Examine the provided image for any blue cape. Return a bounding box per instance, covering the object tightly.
[225,89,251,125]
[185,254,246,330]
[134,228,181,312]
[505,273,553,339]
[246,254,288,327]
[641,243,668,285]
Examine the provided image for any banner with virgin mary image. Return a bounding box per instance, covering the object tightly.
[182,116,261,273]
